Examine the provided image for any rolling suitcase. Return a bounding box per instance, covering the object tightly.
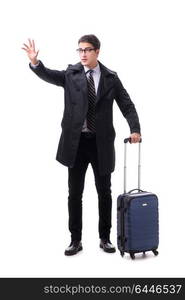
[117,138,159,259]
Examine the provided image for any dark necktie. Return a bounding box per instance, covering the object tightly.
[86,70,96,132]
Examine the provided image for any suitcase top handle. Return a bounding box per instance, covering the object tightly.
[128,188,145,194]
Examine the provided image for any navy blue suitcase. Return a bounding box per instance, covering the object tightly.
[117,138,159,259]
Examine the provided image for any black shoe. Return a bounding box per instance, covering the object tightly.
[64,241,83,256]
[100,239,116,253]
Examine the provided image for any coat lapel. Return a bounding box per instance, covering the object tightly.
[68,61,116,105]
[68,63,88,101]
[96,62,116,104]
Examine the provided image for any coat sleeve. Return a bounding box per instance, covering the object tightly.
[114,76,141,134]
[29,60,65,87]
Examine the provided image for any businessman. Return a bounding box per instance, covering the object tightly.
[22,35,141,256]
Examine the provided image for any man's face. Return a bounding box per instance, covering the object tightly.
[77,42,100,68]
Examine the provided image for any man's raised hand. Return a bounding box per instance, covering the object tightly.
[22,39,39,65]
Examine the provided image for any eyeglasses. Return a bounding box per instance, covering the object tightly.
[76,47,95,54]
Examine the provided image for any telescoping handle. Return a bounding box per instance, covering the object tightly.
[124,137,142,194]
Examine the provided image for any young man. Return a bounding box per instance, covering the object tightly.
[22,34,141,256]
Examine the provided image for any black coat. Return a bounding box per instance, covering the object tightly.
[30,60,141,175]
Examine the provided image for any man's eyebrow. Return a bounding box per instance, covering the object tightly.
[78,47,93,49]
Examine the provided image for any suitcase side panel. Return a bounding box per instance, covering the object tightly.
[117,195,124,251]
[117,194,132,252]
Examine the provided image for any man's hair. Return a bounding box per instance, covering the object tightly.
[78,34,101,50]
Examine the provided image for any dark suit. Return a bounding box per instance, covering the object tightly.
[30,60,141,241]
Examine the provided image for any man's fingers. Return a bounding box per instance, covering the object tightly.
[28,38,32,47]
[131,138,136,143]
[130,134,141,143]
[23,43,29,49]
[32,39,35,51]
[21,47,28,51]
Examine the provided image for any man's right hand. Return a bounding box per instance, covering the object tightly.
[22,39,39,65]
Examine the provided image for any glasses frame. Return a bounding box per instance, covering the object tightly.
[76,47,96,54]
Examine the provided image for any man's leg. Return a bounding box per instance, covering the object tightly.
[68,137,89,242]
[89,138,115,253]
[92,166,112,241]
[89,140,112,240]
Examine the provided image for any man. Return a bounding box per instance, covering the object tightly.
[22,35,141,256]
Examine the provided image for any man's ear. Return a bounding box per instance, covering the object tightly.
[96,49,100,56]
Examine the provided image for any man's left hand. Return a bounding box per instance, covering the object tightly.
[130,132,141,143]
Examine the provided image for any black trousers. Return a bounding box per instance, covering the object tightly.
[68,132,112,242]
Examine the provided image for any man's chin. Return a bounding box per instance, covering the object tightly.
[81,60,88,66]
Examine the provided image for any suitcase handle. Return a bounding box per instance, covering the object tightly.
[128,188,144,194]
[124,137,141,194]
[124,137,142,143]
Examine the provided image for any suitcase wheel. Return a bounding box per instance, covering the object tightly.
[120,250,124,257]
[152,249,159,256]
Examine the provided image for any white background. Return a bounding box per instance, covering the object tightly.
[0,0,185,277]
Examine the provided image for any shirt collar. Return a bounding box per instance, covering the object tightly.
[84,62,100,74]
